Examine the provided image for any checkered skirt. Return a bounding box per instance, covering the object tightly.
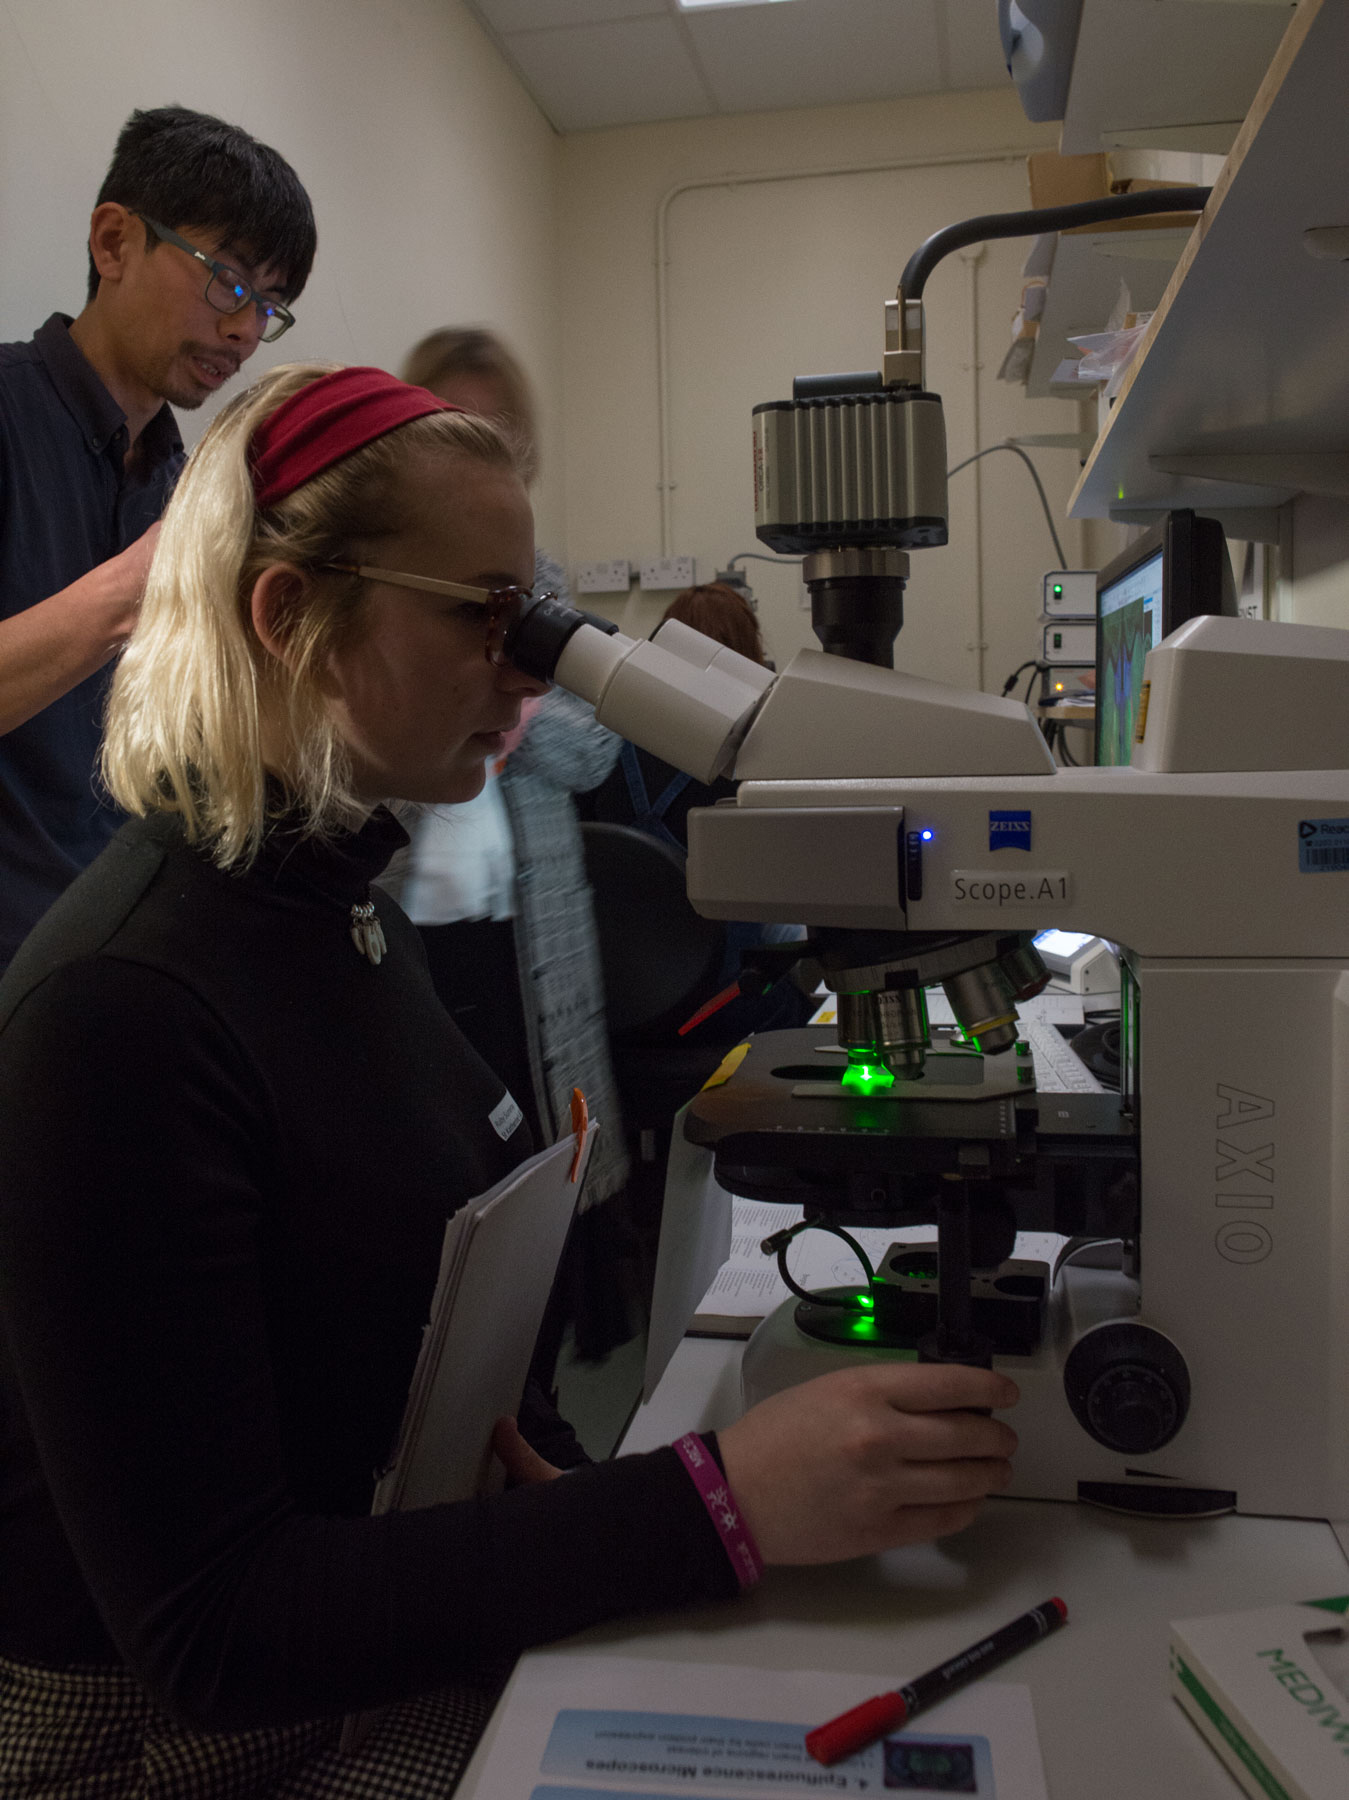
[0,1655,495,1799]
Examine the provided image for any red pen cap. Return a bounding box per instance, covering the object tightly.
[805,1692,909,1766]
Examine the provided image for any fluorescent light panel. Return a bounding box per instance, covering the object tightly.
[677,0,799,10]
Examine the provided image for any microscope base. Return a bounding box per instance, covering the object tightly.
[740,1262,1251,1515]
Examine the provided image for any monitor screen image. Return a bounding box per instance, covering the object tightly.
[1092,511,1235,768]
[1096,547,1163,766]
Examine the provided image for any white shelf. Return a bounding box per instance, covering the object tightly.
[1060,0,1296,157]
[1069,0,1349,523]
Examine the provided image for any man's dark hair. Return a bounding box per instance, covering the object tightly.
[87,105,317,304]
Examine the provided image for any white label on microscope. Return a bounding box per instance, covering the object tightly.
[951,869,1071,908]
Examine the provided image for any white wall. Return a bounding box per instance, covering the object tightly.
[6,6,1341,653]
[0,0,567,545]
[556,89,1090,694]
[1276,498,1349,628]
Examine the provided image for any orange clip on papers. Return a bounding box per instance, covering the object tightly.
[569,1088,590,1183]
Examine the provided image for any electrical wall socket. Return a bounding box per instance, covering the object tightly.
[639,556,695,591]
[574,559,632,594]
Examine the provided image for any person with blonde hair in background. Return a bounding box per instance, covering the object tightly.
[0,361,1019,1797]
[397,326,631,1362]
[402,328,538,481]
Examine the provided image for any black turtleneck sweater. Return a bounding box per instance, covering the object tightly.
[0,808,735,1731]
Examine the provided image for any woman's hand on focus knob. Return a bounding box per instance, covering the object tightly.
[716,1362,1018,1565]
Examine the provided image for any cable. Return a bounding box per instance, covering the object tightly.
[1000,657,1039,697]
[947,441,1067,568]
[726,550,804,569]
[1058,1236,1126,1273]
[762,1216,877,1310]
[899,188,1212,301]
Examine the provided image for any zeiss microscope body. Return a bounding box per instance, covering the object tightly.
[554,609,1349,1521]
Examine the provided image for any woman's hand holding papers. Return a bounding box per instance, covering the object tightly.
[492,1415,563,1486]
[717,1363,1018,1564]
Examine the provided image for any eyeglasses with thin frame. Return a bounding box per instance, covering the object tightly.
[324,562,550,667]
[136,213,295,344]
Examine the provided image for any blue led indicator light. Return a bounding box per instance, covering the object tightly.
[921,829,933,841]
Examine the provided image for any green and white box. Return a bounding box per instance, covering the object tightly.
[1170,1596,1349,1800]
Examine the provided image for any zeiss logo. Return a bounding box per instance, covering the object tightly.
[989,810,1032,852]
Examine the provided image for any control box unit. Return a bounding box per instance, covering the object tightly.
[1042,570,1096,618]
[1043,620,1095,665]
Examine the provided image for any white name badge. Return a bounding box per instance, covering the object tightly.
[488,1091,525,1141]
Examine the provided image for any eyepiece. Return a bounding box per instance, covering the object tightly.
[504,592,618,683]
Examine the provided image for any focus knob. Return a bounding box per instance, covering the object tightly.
[1063,1323,1190,1455]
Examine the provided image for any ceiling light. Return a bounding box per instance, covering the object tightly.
[677,0,800,10]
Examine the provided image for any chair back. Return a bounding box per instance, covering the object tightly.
[580,822,724,1040]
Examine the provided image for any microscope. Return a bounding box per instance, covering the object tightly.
[508,188,1349,1524]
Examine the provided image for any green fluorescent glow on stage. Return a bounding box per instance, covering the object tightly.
[840,1058,895,1095]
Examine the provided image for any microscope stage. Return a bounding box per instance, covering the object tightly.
[684,1026,1136,1240]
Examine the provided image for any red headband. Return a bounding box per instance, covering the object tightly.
[249,366,459,510]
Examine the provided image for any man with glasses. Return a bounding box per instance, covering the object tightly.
[0,106,316,971]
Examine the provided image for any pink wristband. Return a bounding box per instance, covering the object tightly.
[674,1432,764,1590]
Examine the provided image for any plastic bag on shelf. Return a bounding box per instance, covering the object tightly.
[1067,313,1154,384]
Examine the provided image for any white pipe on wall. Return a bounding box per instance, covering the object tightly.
[652,149,1025,558]
[960,242,987,691]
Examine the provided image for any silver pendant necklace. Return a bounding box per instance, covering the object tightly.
[349,899,388,966]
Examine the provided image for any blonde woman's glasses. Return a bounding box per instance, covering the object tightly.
[324,563,549,666]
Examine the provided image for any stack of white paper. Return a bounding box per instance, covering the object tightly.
[376,1129,595,1515]
[343,1128,594,1752]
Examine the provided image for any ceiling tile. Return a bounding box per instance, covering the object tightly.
[505,16,715,130]
[471,0,665,34]
[683,0,945,114]
[940,0,1015,91]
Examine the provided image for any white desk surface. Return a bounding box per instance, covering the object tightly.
[458,1337,1349,1800]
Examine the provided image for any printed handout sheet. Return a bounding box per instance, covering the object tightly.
[465,1652,1050,1800]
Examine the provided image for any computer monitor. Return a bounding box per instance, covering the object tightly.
[1094,511,1235,766]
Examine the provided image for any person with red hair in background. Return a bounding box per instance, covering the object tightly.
[664,580,767,664]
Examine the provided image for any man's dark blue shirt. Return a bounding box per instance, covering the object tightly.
[0,315,183,970]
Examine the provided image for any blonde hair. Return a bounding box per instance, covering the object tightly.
[400,327,539,485]
[102,361,519,869]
